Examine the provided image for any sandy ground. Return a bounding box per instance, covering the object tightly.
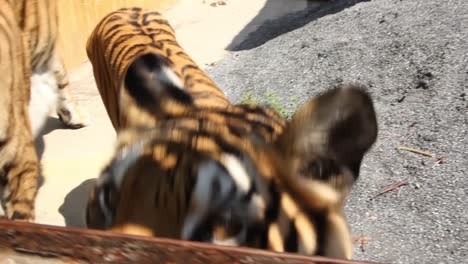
[25,0,315,228]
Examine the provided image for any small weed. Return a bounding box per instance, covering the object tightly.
[239,89,297,118]
[240,90,257,104]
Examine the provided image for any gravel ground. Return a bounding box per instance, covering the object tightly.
[208,0,468,263]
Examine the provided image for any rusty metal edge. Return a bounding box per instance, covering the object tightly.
[0,220,383,264]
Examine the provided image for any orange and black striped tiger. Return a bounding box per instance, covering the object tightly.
[85,8,378,259]
[0,0,38,221]
[10,0,90,137]
[0,0,89,221]
[86,7,229,131]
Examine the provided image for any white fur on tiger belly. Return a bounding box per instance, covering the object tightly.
[29,71,58,138]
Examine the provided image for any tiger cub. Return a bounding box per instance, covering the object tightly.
[0,0,89,221]
[85,8,378,259]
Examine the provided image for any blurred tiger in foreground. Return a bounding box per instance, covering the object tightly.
[0,0,89,221]
[85,7,378,259]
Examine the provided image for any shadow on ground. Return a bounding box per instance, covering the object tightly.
[59,178,96,228]
[35,116,74,161]
[32,116,71,192]
[227,0,370,51]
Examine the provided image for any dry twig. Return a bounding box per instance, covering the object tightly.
[373,181,409,199]
[397,146,435,158]
[398,145,447,167]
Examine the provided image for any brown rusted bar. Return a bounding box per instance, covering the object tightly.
[0,220,382,263]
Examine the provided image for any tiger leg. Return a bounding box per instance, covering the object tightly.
[0,0,39,221]
[1,132,39,221]
[0,3,13,142]
[51,50,90,129]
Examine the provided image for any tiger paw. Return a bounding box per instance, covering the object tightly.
[10,211,35,222]
[57,105,91,129]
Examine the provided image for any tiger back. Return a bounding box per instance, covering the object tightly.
[85,8,378,260]
[86,7,230,131]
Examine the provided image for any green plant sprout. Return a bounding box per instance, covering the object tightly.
[239,89,298,118]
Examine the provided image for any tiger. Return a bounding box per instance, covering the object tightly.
[10,0,90,137]
[0,0,39,221]
[0,0,89,221]
[85,7,378,260]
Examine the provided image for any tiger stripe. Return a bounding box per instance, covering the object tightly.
[0,0,39,221]
[87,7,230,131]
[0,0,89,221]
[9,0,89,137]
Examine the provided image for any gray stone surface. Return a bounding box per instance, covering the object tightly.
[208,0,468,263]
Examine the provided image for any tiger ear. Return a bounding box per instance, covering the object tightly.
[123,53,193,115]
[277,84,378,185]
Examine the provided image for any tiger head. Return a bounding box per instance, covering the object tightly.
[86,53,378,259]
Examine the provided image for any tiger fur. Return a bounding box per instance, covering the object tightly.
[85,8,378,259]
[9,0,90,137]
[86,7,229,131]
[0,0,89,221]
[0,0,39,221]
